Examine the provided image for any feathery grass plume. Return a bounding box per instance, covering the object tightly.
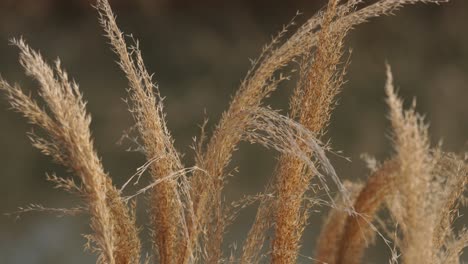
[188,3,328,260]
[212,104,339,263]
[95,0,188,262]
[385,64,436,263]
[2,0,463,263]
[185,0,448,261]
[271,0,351,262]
[383,66,468,264]
[335,160,398,264]
[237,106,346,264]
[197,103,343,263]
[225,191,286,262]
[383,151,468,264]
[334,66,467,264]
[240,180,276,264]
[320,66,466,264]
[431,152,468,250]
[437,228,468,264]
[0,39,141,264]
[429,152,468,264]
[239,1,448,262]
[186,7,318,263]
[315,181,364,264]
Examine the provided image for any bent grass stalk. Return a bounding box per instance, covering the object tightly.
[1,0,466,264]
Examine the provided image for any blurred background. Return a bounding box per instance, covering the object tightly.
[0,0,467,263]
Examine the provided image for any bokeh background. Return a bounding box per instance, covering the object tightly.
[0,0,467,263]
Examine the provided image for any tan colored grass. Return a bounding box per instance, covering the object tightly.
[313,65,467,264]
[385,64,435,263]
[2,0,466,264]
[0,39,140,264]
[188,0,450,261]
[384,65,467,264]
[315,181,364,264]
[432,152,468,249]
[335,160,398,264]
[240,189,275,264]
[271,0,350,262]
[96,1,187,262]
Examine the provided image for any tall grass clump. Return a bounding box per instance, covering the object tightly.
[1,0,466,263]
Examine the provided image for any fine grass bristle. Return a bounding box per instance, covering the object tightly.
[1,0,466,263]
[271,0,350,262]
[336,160,399,264]
[315,181,364,264]
[0,39,141,264]
[95,1,188,262]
